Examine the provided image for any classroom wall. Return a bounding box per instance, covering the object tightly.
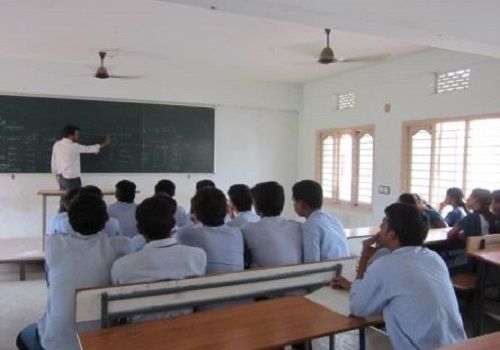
[298,48,500,227]
[0,57,300,238]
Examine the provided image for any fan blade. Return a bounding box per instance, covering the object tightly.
[337,54,390,63]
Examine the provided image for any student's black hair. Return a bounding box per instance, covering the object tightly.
[470,188,495,228]
[62,124,79,137]
[79,185,103,199]
[492,189,500,203]
[154,179,176,197]
[292,180,323,210]
[398,193,418,207]
[136,195,177,240]
[68,194,107,235]
[228,184,253,212]
[384,203,429,246]
[196,179,216,191]
[191,187,227,226]
[115,180,136,203]
[446,187,469,214]
[252,181,285,217]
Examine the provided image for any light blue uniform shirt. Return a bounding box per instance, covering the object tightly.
[241,216,302,268]
[107,201,138,238]
[177,224,244,274]
[350,246,466,350]
[228,210,260,229]
[301,209,349,262]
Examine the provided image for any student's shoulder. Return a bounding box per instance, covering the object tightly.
[177,244,207,259]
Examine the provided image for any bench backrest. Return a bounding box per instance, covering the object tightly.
[75,257,357,327]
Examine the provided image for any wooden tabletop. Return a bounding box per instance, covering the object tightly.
[468,247,500,267]
[37,189,115,196]
[345,226,448,244]
[78,296,381,350]
[438,331,500,349]
[0,237,44,263]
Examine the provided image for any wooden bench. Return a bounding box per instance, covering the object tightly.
[75,257,358,328]
[438,331,500,349]
[0,237,44,280]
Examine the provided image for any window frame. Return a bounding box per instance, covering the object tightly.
[316,125,375,211]
[401,114,500,205]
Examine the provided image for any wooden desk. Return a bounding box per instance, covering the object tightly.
[345,226,379,239]
[0,237,44,280]
[438,331,500,349]
[345,226,448,244]
[468,247,500,336]
[37,189,115,249]
[78,296,382,350]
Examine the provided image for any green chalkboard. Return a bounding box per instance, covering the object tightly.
[0,95,214,173]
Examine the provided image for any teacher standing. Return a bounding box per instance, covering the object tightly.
[51,124,111,195]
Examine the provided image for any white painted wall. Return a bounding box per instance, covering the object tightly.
[298,48,500,227]
[0,58,300,238]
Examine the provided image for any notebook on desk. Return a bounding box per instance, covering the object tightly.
[305,287,351,317]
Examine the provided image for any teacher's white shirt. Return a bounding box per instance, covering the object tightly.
[51,138,100,179]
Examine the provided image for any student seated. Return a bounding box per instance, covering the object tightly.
[399,193,447,228]
[196,179,215,191]
[292,180,349,262]
[49,188,79,234]
[58,185,122,236]
[154,179,189,228]
[111,195,207,320]
[16,194,131,350]
[490,189,500,232]
[177,187,244,274]
[448,188,495,239]
[241,182,301,268]
[331,203,466,350]
[227,184,260,228]
[107,180,139,238]
[438,187,468,227]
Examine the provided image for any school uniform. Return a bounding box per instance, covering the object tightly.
[177,225,244,274]
[241,216,302,268]
[228,211,260,229]
[301,209,349,262]
[49,212,68,234]
[37,232,131,350]
[349,246,466,350]
[444,207,466,227]
[175,204,189,228]
[111,237,206,321]
[107,201,139,238]
[59,216,122,237]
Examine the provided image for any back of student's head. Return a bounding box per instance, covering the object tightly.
[79,185,103,199]
[492,189,500,203]
[68,194,107,235]
[136,195,177,240]
[292,180,323,210]
[470,188,492,213]
[62,124,79,137]
[384,203,429,246]
[191,187,227,226]
[228,184,252,212]
[196,179,215,191]
[115,180,136,203]
[154,179,176,197]
[252,181,284,217]
[398,193,418,207]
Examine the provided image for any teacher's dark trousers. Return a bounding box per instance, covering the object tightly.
[57,176,82,212]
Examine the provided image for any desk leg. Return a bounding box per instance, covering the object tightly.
[42,195,47,251]
[359,328,366,350]
[328,334,335,350]
[473,261,487,336]
[20,262,26,281]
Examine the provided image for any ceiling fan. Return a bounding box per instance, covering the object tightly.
[318,28,389,64]
[94,51,141,79]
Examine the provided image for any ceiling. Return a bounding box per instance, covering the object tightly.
[1,0,497,85]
